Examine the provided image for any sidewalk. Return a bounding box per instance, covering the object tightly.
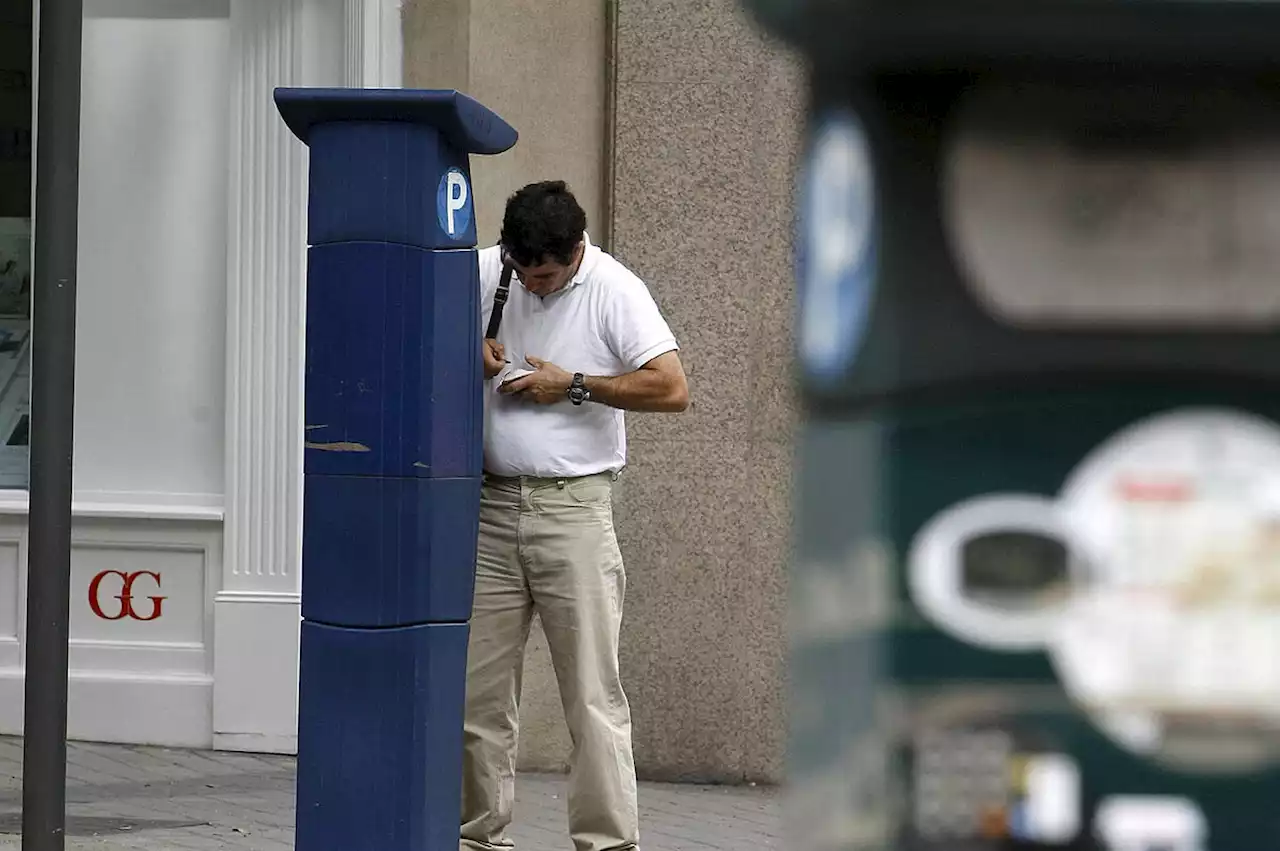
[0,738,779,850]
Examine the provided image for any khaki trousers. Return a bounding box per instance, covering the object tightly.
[460,473,639,851]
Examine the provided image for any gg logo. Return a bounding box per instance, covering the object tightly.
[87,570,166,622]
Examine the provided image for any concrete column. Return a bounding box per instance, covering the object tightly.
[402,0,606,248]
[400,0,607,772]
[607,0,802,784]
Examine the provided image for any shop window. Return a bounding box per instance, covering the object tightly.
[0,2,32,490]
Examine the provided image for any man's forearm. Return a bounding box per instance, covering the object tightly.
[583,370,688,413]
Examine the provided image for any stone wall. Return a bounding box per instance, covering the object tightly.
[608,0,802,784]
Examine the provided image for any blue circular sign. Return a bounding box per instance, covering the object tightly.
[437,168,473,240]
[795,109,878,381]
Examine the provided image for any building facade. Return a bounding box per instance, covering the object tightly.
[4,0,798,785]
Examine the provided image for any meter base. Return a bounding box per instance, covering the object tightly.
[295,620,469,851]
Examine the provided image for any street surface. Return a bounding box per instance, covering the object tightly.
[0,738,780,850]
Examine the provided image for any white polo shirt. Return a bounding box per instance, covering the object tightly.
[478,234,679,478]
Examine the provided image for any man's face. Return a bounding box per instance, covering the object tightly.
[507,242,583,297]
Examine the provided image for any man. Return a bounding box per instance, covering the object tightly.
[461,180,689,851]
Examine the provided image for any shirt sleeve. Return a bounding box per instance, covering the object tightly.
[477,245,504,338]
[602,273,680,372]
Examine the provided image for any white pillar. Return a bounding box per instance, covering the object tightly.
[345,0,403,88]
[213,0,309,754]
[213,0,403,755]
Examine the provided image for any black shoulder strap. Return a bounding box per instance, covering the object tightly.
[485,260,515,340]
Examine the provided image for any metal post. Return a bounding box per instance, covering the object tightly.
[22,0,83,848]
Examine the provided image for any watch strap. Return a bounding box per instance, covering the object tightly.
[569,373,589,404]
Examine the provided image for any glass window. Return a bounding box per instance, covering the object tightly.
[943,80,1280,330]
[0,2,32,489]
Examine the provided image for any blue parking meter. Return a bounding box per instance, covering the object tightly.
[746,3,1280,850]
[275,88,517,851]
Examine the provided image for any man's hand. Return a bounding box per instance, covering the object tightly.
[483,339,506,380]
[499,356,573,404]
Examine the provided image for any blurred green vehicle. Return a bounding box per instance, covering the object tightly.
[745,2,1280,849]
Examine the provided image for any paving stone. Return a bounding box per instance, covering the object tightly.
[0,739,780,850]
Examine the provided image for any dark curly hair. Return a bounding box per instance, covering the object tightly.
[500,181,587,267]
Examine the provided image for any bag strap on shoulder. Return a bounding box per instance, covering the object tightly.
[485,258,515,340]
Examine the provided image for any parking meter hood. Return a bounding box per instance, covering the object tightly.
[274,87,518,156]
[744,0,1280,71]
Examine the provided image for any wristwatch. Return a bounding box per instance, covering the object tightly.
[568,373,590,406]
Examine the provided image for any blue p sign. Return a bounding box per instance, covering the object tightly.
[437,168,472,240]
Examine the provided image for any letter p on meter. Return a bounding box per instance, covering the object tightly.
[436,168,473,240]
[447,172,467,233]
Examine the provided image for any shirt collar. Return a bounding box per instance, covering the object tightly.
[566,232,600,291]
